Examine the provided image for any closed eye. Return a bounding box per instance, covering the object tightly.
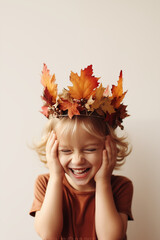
[84,148,97,152]
[60,149,72,153]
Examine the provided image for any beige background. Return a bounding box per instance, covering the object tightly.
[0,0,160,239]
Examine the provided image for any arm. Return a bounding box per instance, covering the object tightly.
[95,136,127,240]
[34,132,64,240]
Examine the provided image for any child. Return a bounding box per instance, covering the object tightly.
[29,64,133,240]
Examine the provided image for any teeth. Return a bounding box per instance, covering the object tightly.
[72,168,87,174]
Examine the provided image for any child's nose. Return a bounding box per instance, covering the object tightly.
[72,152,85,165]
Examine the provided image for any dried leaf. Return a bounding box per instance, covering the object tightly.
[105,104,129,130]
[103,85,110,97]
[59,88,73,102]
[42,87,53,105]
[40,106,49,118]
[60,101,80,119]
[101,98,115,115]
[41,64,57,102]
[68,65,99,100]
[85,95,95,111]
[111,71,127,108]
[91,84,105,110]
[119,104,129,119]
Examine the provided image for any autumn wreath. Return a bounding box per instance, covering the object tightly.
[40,64,129,130]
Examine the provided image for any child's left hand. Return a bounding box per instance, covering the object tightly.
[94,136,117,182]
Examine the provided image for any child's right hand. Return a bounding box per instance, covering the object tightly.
[46,131,64,178]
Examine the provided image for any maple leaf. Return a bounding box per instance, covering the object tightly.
[40,106,49,118]
[103,85,110,97]
[119,104,129,119]
[91,84,105,110]
[42,87,53,105]
[111,71,127,108]
[105,104,129,130]
[60,100,80,119]
[68,65,100,100]
[41,63,57,102]
[85,95,95,111]
[59,88,73,102]
[100,98,115,115]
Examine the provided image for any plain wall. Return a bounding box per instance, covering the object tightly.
[0,0,160,239]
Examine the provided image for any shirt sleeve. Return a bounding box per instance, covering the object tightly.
[113,176,134,220]
[29,174,48,217]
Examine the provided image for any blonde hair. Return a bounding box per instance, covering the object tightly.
[32,116,131,169]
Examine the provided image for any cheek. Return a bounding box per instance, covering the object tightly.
[90,150,103,167]
[58,154,68,168]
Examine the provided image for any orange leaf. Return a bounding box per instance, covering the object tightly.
[41,64,57,102]
[68,65,99,100]
[111,71,127,108]
[60,101,80,119]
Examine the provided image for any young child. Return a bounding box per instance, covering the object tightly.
[29,64,133,240]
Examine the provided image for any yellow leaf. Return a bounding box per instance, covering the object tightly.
[100,98,115,114]
[68,65,99,100]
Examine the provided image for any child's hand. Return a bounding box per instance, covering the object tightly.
[46,131,64,178]
[94,136,117,183]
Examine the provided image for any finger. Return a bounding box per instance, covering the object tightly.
[46,131,56,151]
[102,149,108,164]
[51,139,59,159]
[105,137,112,162]
[105,136,117,165]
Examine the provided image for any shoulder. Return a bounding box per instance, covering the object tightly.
[34,173,50,189]
[111,175,133,196]
[111,175,134,220]
[111,175,133,185]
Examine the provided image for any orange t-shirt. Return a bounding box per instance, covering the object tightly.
[29,173,133,240]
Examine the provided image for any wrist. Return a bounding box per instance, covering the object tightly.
[49,173,64,183]
[96,177,111,188]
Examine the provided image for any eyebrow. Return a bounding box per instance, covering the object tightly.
[83,143,100,147]
[59,143,101,148]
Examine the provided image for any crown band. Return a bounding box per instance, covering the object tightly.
[49,112,106,120]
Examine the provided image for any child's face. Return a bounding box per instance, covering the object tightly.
[57,125,105,191]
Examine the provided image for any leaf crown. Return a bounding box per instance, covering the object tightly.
[40,64,129,130]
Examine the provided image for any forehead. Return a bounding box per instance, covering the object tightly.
[54,117,106,142]
[58,127,102,147]
[55,120,102,143]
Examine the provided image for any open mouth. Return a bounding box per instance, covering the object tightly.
[69,168,90,177]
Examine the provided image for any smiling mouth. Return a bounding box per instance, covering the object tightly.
[69,168,90,175]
